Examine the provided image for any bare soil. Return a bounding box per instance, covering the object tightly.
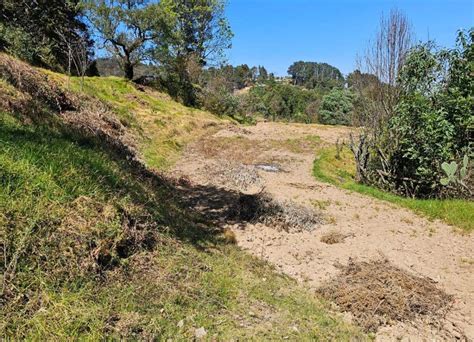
[170,122,474,341]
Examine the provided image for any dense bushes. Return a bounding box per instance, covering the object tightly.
[360,30,473,198]
[319,89,355,125]
[239,83,322,123]
[198,74,240,118]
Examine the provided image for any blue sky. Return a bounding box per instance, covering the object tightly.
[225,0,474,76]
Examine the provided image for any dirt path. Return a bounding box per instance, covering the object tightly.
[170,122,474,340]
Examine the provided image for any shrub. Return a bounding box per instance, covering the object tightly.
[198,74,239,117]
[241,83,321,123]
[360,29,473,198]
[319,88,355,125]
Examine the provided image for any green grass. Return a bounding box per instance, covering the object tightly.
[44,73,221,170]
[313,146,474,232]
[0,108,366,339]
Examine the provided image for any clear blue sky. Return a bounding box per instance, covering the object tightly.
[225,0,474,76]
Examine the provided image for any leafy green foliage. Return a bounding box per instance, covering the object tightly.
[288,61,344,90]
[198,73,240,117]
[84,0,164,80]
[153,0,233,105]
[0,0,91,71]
[319,88,355,125]
[363,29,473,198]
[242,83,322,123]
[203,64,269,90]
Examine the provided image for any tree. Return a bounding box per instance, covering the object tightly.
[56,29,94,90]
[234,64,252,89]
[84,0,163,80]
[0,0,91,71]
[287,61,344,89]
[319,89,355,125]
[358,9,413,126]
[257,66,268,83]
[346,70,380,126]
[350,9,413,183]
[154,0,233,105]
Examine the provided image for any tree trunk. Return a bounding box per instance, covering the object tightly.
[123,60,134,80]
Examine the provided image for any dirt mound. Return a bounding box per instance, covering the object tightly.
[318,259,453,333]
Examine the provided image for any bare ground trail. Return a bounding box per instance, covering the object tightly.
[170,122,474,341]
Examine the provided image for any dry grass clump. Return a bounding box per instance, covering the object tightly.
[236,192,323,231]
[222,228,237,244]
[203,161,263,191]
[320,230,347,244]
[318,259,453,332]
[0,52,74,112]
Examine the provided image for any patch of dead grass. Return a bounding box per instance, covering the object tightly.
[320,231,348,244]
[236,192,323,232]
[317,259,453,333]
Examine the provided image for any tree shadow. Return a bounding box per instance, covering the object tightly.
[0,120,258,250]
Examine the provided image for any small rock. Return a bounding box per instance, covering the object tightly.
[195,327,207,339]
[177,320,184,328]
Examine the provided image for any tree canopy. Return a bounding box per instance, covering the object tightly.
[0,0,91,71]
[287,61,344,89]
[84,0,165,80]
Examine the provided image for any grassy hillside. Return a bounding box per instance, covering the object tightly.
[0,55,364,339]
[45,73,221,170]
[313,146,474,232]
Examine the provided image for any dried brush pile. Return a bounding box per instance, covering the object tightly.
[206,161,263,191]
[318,259,453,333]
[236,192,323,231]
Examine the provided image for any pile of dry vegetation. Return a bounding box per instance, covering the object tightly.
[235,192,323,232]
[318,259,453,333]
[0,53,138,161]
[173,174,322,232]
[202,161,263,191]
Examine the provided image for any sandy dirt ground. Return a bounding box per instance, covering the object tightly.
[170,122,474,341]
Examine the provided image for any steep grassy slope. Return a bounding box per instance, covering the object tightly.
[0,55,364,339]
[47,73,221,170]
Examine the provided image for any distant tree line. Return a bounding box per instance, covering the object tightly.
[288,61,344,89]
[203,64,271,90]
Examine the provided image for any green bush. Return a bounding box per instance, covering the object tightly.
[365,29,473,198]
[242,83,321,123]
[319,88,355,125]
